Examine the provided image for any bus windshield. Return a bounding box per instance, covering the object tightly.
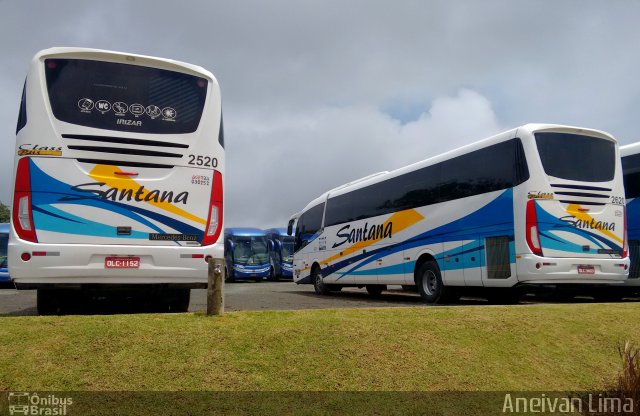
[281,238,295,260]
[233,236,269,265]
[44,58,208,134]
[0,233,8,268]
[535,132,615,182]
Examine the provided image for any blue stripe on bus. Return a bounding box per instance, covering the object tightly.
[329,189,515,279]
[28,159,203,239]
[535,202,620,252]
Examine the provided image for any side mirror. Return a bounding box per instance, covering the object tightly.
[268,240,274,251]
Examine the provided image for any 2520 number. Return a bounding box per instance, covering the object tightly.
[188,154,218,168]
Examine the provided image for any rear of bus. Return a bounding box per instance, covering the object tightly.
[9,48,224,308]
[515,124,628,287]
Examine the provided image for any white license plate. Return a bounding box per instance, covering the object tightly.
[105,257,140,269]
[577,265,595,274]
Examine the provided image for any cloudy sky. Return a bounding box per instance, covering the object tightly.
[1,1,639,228]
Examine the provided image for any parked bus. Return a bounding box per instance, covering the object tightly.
[0,223,9,287]
[224,228,271,282]
[619,142,640,296]
[265,228,295,280]
[288,124,629,303]
[9,47,224,314]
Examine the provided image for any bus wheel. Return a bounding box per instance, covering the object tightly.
[416,261,447,304]
[37,289,61,316]
[167,289,191,312]
[312,266,331,295]
[225,268,235,283]
[267,266,279,282]
[366,285,386,298]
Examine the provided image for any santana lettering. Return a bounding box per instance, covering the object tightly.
[333,222,393,248]
[60,182,189,204]
[560,215,616,231]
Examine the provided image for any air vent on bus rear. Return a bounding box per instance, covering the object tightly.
[62,134,188,149]
[67,145,183,159]
[550,183,611,206]
[76,159,173,169]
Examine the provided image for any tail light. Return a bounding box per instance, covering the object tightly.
[622,206,628,258]
[201,170,223,246]
[12,158,37,242]
[526,199,542,256]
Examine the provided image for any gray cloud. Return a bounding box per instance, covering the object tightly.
[1,0,639,228]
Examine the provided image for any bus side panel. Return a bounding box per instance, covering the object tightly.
[316,189,516,288]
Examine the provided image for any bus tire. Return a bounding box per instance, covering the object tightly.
[267,266,279,282]
[366,285,386,298]
[37,289,61,316]
[415,261,449,304]
[225,268,235,283]
[312,266,331,295]
[167,289,190,313]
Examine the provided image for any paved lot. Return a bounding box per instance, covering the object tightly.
[0,281,428,316]
[1,281,636,316]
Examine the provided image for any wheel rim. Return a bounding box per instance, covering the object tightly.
[422,269,438,296]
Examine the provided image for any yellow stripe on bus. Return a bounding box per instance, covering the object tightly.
[566,203,622,244]
[305,208,425,272]
[89,164,207,225]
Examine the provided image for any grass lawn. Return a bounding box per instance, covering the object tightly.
[1,303,639,392]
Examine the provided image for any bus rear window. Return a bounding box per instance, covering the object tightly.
[45,58,207,134]
[535,132,615,182]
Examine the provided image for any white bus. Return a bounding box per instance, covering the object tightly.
[619,142,640,296]
[9,47,224,313]
[288,124,629,303]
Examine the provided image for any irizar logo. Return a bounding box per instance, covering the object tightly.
[333,222,393,248]
[560,215,616,231]
[117,119,142,126]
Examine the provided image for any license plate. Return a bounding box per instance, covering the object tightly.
[577,265,595,274]
[105,257,140,269]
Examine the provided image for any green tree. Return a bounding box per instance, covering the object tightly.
[0,201,9,223]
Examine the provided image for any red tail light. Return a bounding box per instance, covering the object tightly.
[526,199,542,256]
[622,206,628,258]
[12,158,37,243]
[201,170,223,246]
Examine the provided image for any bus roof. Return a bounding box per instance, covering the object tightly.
[295,123,617,214]
[620,142,640,157]
[265,228,290,237]
[225,227,267,237]
[34,47,216,83]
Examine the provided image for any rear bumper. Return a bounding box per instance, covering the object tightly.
[516,254,628,285]
[9,240,223,289]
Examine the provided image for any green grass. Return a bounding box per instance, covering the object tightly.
[1,303,639,392]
